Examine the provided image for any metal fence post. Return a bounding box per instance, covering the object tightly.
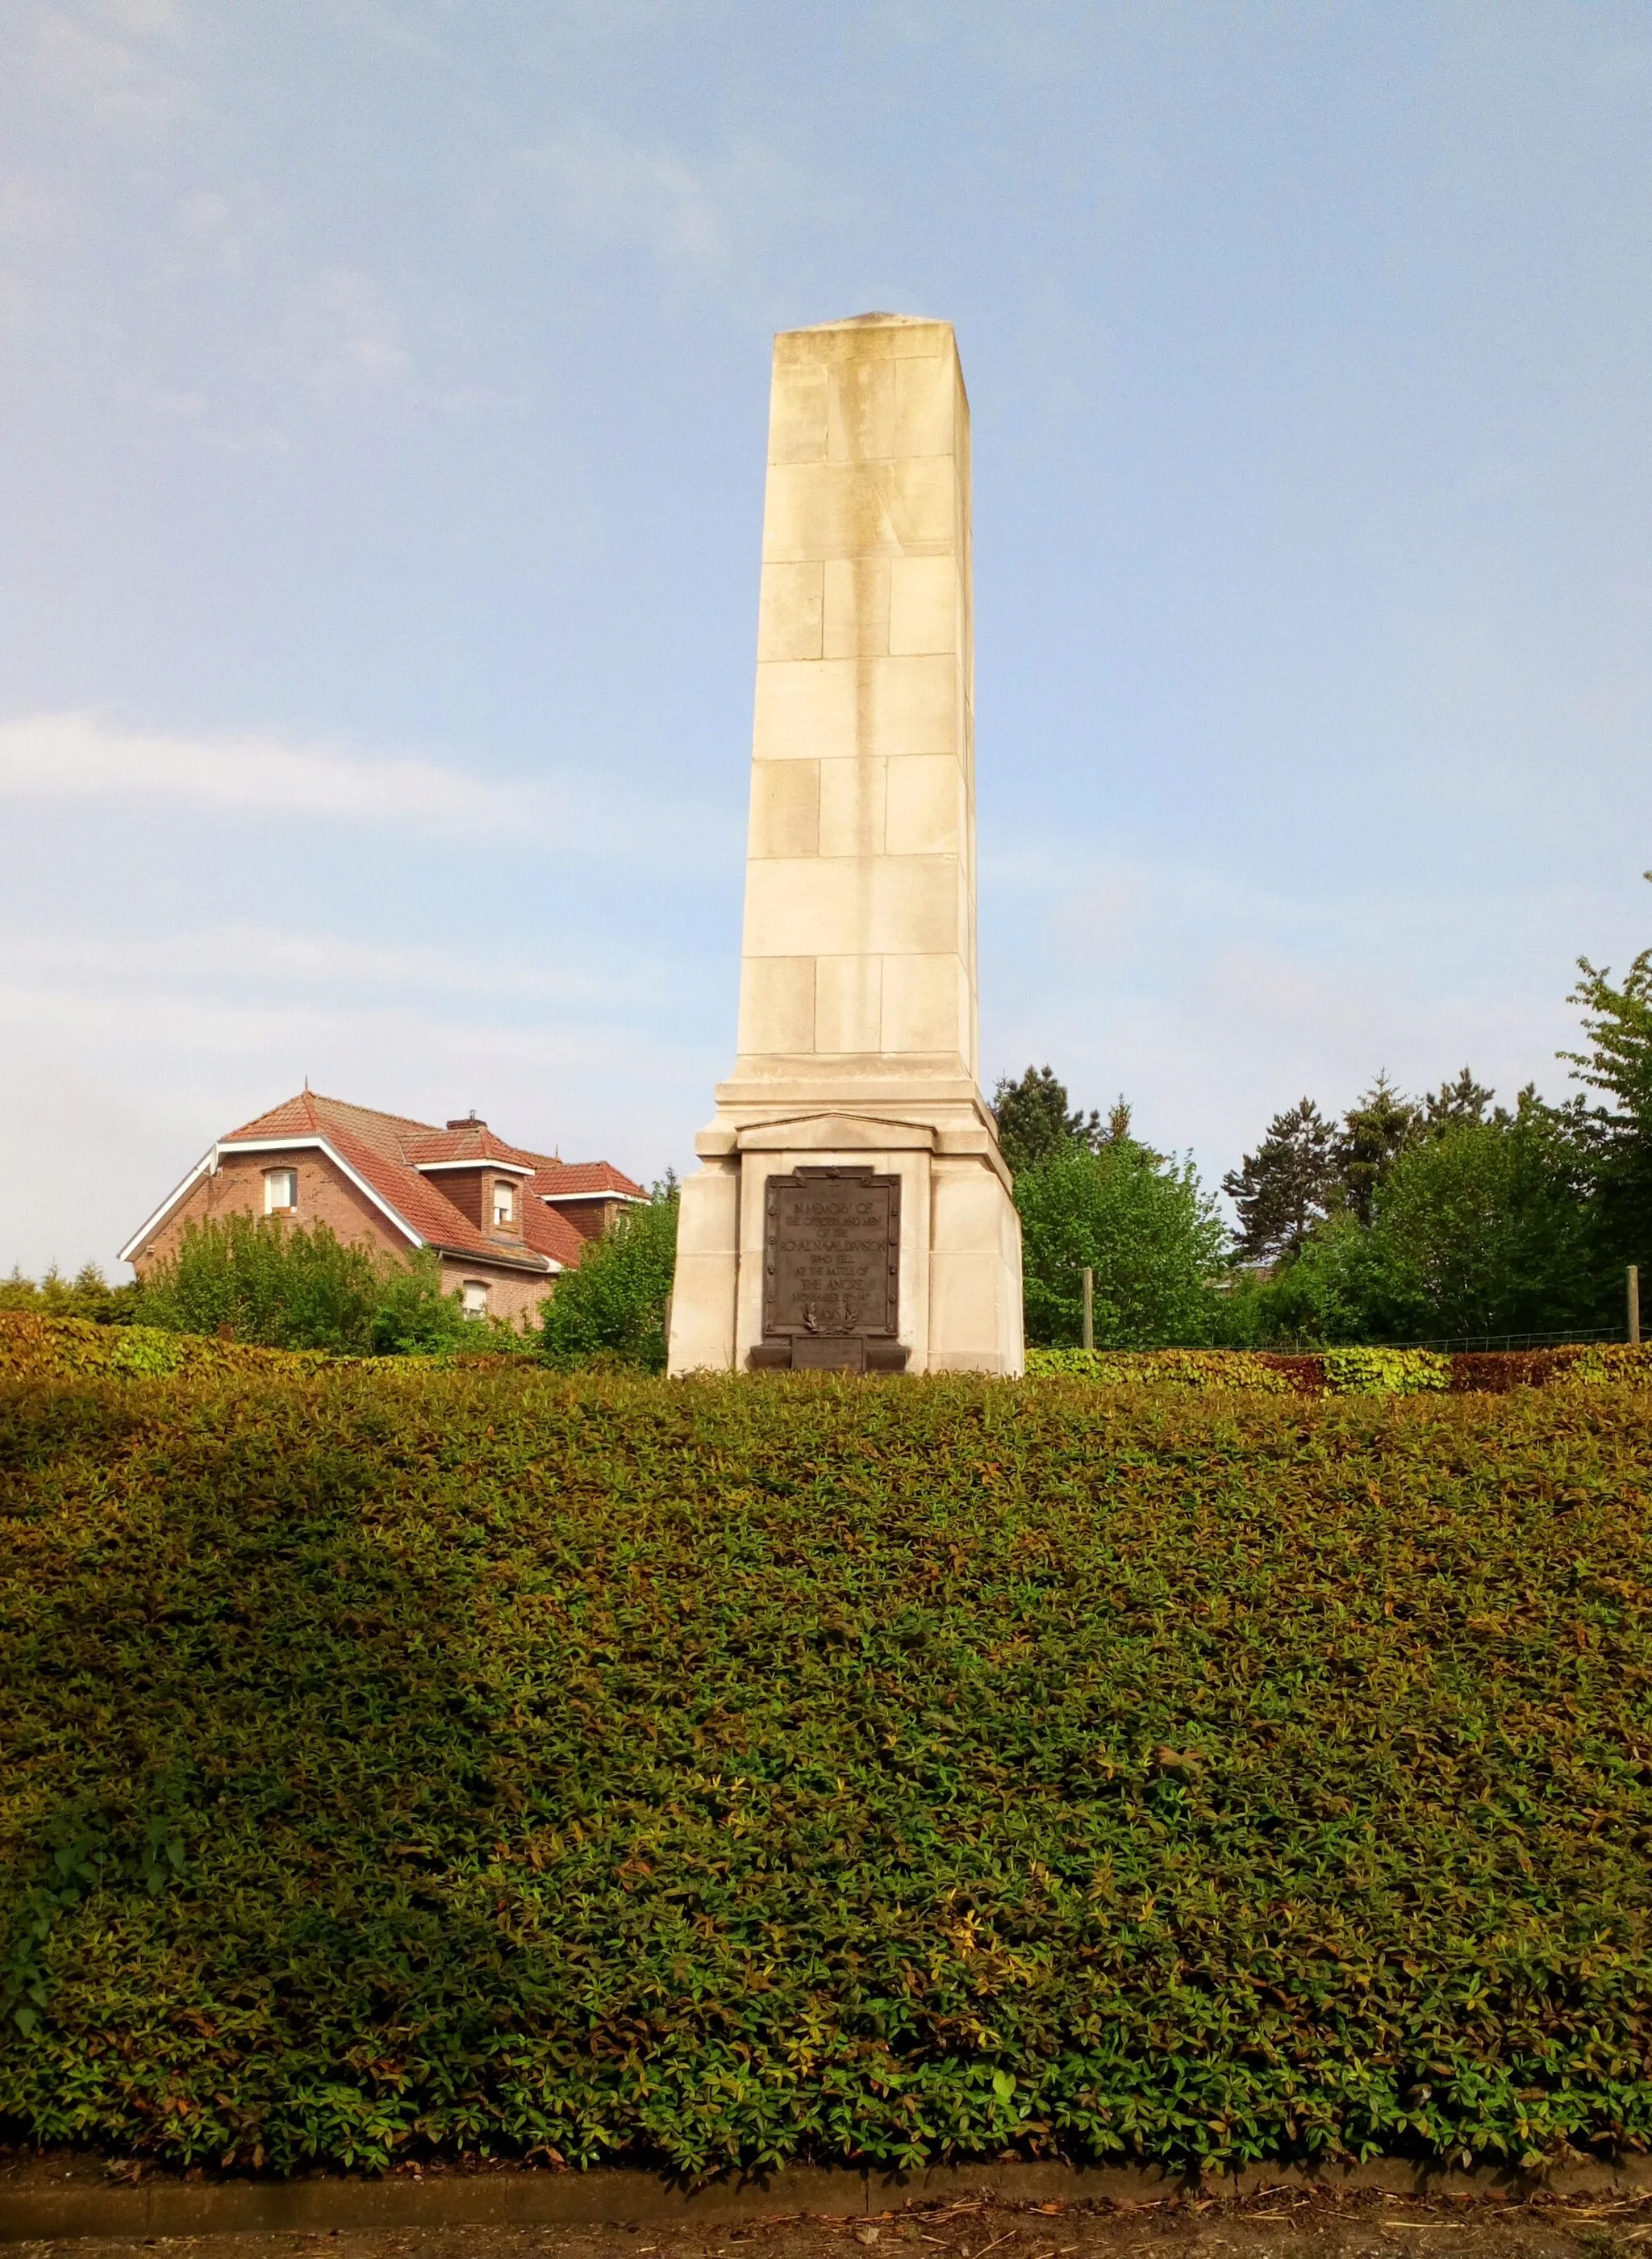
[1082,1267,1094,1354]
[1631,1266,1642,1347]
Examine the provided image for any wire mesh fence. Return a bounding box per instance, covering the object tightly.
[1379,1325,1625,1354]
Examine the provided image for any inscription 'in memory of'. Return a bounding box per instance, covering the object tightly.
[762,1167,900,1339]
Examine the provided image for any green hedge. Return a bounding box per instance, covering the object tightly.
[10,1318,1647,1396]
[1025,1342,1652,1393]
[0,1312,332,1380]
[5,1349,1652,2178]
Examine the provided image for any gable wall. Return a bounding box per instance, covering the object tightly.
[129,1148,411,1276]
[546,1197,627,1242]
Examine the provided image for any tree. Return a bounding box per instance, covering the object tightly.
[1238,1210,1378,1346]
[1016,1140,1227,1349]
[1334,1074,1422,1225]
[1424,1067,1496,1133]
[0,1263,139,1324]
[991,1065,1102,1177]
[1562,884,1652,1279]
[1222,1098,1337,1263]
[1247,1099,1600,1344]
[541,1176,679,1372]
[1358,1099,1599,1338]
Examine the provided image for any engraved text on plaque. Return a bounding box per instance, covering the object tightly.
[755,1167,903,1370]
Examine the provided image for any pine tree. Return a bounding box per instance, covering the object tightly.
[991,1066,1102,1177]
[1335,1075,1422,1226]
[1562,879,1652,1273]
[1221,1099,1337,1263]
[1425,1067,1496,1132]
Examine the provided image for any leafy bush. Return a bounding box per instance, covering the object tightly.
[5,1347,1652,2179]
[1026,1342,1652,1393]
[541,1180,678,1372]
[0,1313,332,1381]
[1024,1347,1299,1391]
[368,1249,475,1356]
[1320,1347,1450,1396]
[135,1213,387,1353]
[129,1218,538,1359]
[1016,1145,1227,1348]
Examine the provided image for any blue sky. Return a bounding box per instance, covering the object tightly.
[2,0,1650,1276]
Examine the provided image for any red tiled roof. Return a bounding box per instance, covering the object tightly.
[214,1091,644,1272]
[403,1125,536,1168]
[226,1090,439,1155]
[519,1199,589,1269]
[527,1158,648,1200]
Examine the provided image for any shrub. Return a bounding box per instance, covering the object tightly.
[1024,1347,1299,1391]
[541,1180,678,1372]
[1321,1347,1450,1396]
[0,1313,328,1382]
[5,1349,1652,2179]
[135,1214,386,1353]
[1025,1342,1652,1393]
[128,1219,539,1359]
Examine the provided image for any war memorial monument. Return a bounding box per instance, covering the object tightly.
[667,313,1024,1376]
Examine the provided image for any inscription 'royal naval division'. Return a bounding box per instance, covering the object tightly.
[753,1167,907,1373]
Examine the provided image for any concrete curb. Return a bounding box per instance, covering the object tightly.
[3,2154,1651,2244]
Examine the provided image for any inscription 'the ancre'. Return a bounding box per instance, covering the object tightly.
[762,1167,900,1339]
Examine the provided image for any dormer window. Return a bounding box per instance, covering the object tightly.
[492,1180,515,1227]
[265,1167,298,1215]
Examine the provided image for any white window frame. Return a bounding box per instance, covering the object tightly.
[492,1180,515,1227]
[461,1279,490,1320]
[265,1167,298,1215]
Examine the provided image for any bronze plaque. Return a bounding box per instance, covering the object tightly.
[762,1167,900,1341]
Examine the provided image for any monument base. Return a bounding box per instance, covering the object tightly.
[667,1083,1024,1380]
[748,1337,911,1373]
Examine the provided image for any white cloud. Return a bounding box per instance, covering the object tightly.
[518,120,849,303]
[978,830,1632,1211]
[24,0,198,144]
[298,264,413,402]
[0,924,658,1007]
[0,712,734,863]
[528,121,733,276]
[0,964,706,1274]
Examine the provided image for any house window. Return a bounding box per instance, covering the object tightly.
[492,1180,515,1227]
[461,1280,490,1319]
[265,1167,298,1214]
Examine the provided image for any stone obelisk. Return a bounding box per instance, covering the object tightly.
[667,314,1024,1377]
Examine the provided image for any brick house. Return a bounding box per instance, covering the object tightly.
[120,1091,648,1326]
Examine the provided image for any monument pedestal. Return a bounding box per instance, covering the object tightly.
[671,1085,1023,1378]
[668,313,1024,1379]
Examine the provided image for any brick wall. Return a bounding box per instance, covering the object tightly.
[547,1197,626,1242]
[430,1168,486,1229]
[131,1146,557,1334]
[437,1259,555,1330]
[132,1148,411,1276]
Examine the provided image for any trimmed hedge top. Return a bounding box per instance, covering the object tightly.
[1024,1342,1652,1392]
[3,1353,1652,2181]
[6,1316,1650,1393]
